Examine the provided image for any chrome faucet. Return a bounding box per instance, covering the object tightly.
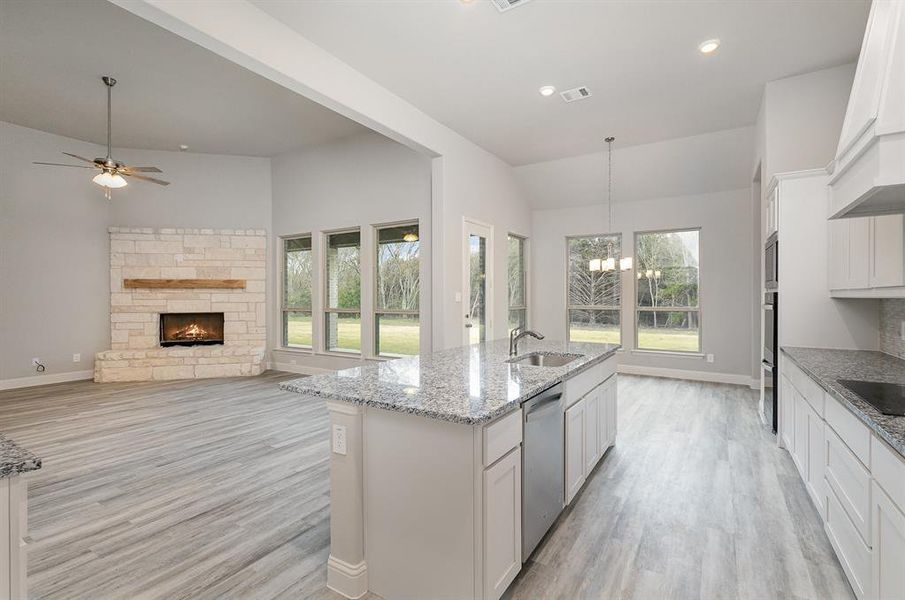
[509,327,545,356]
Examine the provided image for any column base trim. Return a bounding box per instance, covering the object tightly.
[327,555,368,599]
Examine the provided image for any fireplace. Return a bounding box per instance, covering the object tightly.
[159,313,225,347]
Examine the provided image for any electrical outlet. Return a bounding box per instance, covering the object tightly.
[706,354,714,363]
[72,353,81,363]
[332,424,347,456]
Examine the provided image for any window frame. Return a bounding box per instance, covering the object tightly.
[323,227,363,355]
[507,233,528,333]
[373,219,421,358]
[280,233,314,351]
[633,227,702,354]
[565,233,623,345]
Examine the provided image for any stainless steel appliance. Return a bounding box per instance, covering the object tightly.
[765,232,778,290]
[521,383,564,561]
[762,292,778,433]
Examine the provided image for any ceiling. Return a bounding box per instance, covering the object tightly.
[251,0,869,166]
[0,0,367,157]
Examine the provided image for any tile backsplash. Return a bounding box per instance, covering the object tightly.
[880,298,905,360]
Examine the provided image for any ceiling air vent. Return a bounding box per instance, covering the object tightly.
[491,0,533,12]
[560,86,592,103]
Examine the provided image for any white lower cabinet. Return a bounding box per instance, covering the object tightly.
[584,387,600,474]
[781,352,905,600]
[565,398,586,505]
[483,447,522,600]
[872,481,905,600]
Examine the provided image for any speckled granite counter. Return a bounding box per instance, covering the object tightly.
[782,347,905,459]
[281,339,620,425]
[0,434,41,478]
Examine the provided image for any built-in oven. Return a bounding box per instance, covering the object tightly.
[765,232,778,291]
[762,292,778,433]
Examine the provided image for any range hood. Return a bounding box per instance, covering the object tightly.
[828,0,905,219]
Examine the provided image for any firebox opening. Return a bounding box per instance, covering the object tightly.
[159,313,225,347]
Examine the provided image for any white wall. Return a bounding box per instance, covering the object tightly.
[531,188,755,383]
[111,0,533,352]
[0,121,271,384]
[269,131,432,372]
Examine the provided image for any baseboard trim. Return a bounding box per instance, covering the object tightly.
[326,555,368,599]
[0,369,94,391]
[268,361,334,376]
[617,364,757,387]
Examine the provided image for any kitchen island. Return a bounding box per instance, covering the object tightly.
[282,339,619,600]
[1,434,41,600]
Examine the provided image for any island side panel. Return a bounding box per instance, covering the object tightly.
[364,407,477,600]
[324,400,368,599]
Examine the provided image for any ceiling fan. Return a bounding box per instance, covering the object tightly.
[34,76,170,199]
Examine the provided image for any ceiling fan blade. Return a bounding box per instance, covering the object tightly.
[121,166,162,173]
[33,162,96,169]
[61,152,99,165]
[124,172,170,186]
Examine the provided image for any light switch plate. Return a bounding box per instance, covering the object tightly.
[706,354,714,363]
[332,424,347,456]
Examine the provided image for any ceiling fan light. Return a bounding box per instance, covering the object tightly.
[403,232,419,243]
[602,257,616,272]
[93,171,128,189]
[589,258,602,272]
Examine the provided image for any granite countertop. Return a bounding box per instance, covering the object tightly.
[782,347,905,459]
[281,339,620,425]
[0,434,41,479]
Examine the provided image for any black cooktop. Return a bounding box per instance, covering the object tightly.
[838,379,905,417]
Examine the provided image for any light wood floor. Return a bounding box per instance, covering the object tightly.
[0,373,852,599]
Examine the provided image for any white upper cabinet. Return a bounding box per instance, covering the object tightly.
[828,213,905,297]
[829,0,905,219]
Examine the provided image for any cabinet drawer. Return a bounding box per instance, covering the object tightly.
[871,434,905,512]
[483,409,522,467]
[826,426,872,545]
[565,358,615,408]
[826,485,872,599]
[782,358,824,417]
[825,393,871,466]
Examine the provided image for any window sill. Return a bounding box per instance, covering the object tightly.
[274,347,314,354]
[631,349,705,359]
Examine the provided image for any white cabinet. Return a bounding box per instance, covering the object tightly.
[779,375,795,451]
[565,398,585,505]
[872,483,905,600]
[828,215,905,297]
[483,447,522,600]
[829,0,905,218]
[584,387,600,474]
[766,185,779,237]
[599,375,617,453]
[871,214,905,288]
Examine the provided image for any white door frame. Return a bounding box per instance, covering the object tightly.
[462,217,494,345]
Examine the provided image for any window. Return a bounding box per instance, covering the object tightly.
[567,235,621,344]
[325,230,361,353]
[375,223,420,356]
[507,234,527,333]
[282,235,313,348]
[635,229,700,352]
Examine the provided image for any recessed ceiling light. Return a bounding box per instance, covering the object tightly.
[539,85,556,97]
[698,39,720,54]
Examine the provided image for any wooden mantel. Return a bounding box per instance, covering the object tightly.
[123,279,246,290]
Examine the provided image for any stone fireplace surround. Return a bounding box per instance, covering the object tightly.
[94,227,266,382]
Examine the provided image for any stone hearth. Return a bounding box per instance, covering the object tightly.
[94,227,266,382]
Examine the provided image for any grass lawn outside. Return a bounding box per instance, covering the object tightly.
[570,326,699,352]
[286,314,420,355]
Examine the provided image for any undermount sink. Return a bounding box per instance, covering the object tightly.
[507,352,583,368]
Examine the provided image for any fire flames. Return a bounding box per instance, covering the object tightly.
[173,323,207,340]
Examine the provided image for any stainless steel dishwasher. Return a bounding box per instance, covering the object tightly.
[521,382,565,561]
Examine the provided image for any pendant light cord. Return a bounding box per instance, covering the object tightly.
[605,136,615,233]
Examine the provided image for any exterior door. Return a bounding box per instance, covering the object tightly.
[464,220,493,345]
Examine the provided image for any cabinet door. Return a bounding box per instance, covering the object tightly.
[873,482,905,600]
[483,447,521,600]
[599,376,616,452]
[584,389,599,476]
[871,214,905,288]
[828,218,850,290]
[806,403,826,519]
[849,217,872,290]
[793,390,809,480]
[780,376,795,450]
[565,399,585,505]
